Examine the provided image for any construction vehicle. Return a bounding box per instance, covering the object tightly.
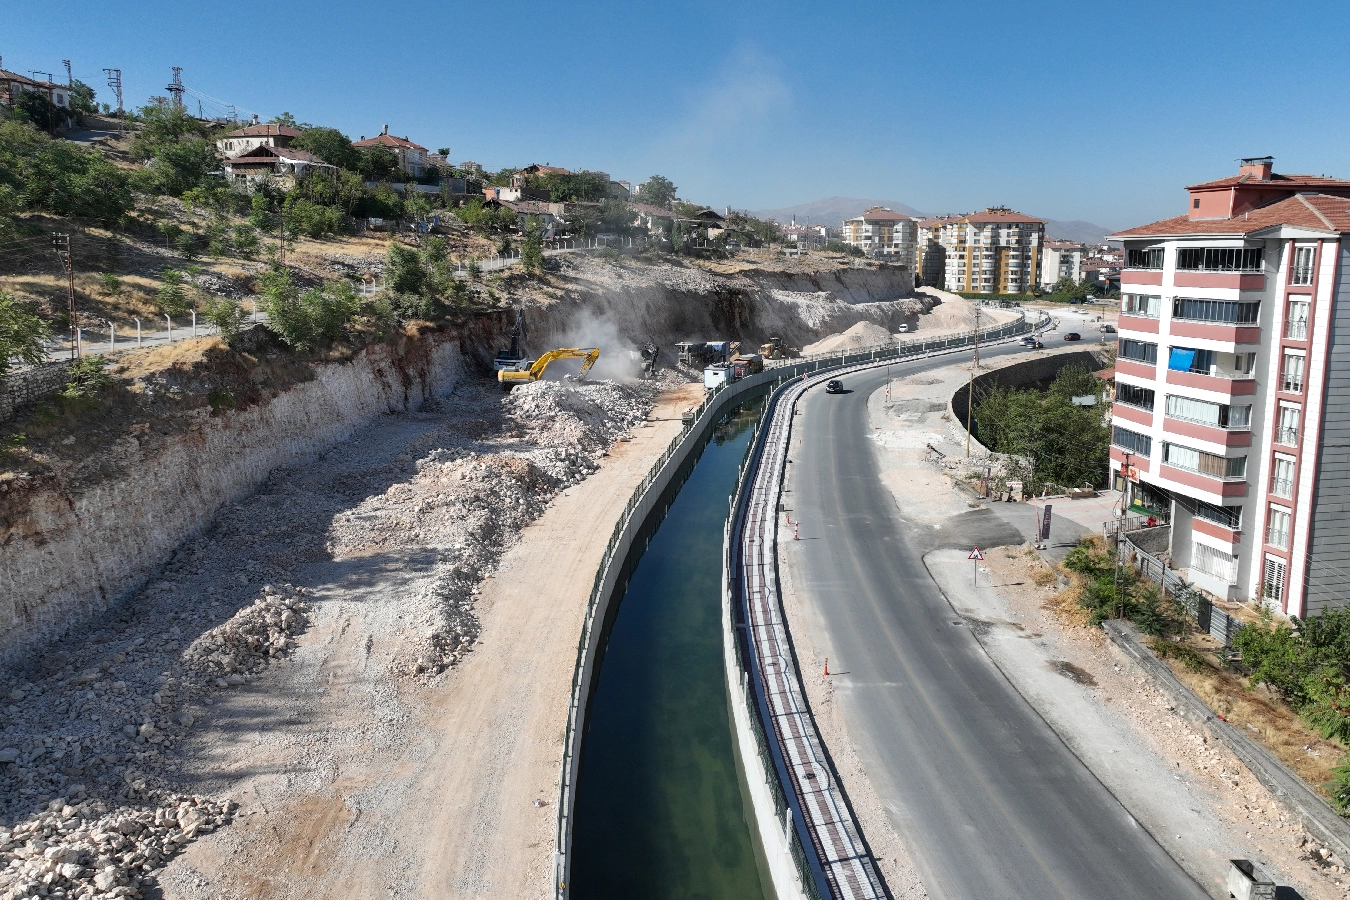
[759,336,797,359]
[494,308,529,371]
[730,354,764,379]
[498,348,601,386]
[640,343,660,378]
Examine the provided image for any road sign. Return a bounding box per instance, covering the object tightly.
[968,547,984,561]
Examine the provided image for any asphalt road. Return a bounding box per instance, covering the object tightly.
[787,348,1209,900]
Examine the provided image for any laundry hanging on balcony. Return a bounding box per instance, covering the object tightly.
[1168,348,1196,372]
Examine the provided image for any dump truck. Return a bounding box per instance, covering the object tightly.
[730,354,764,379]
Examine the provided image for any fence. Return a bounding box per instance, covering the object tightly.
[1118,535,1243,646]
[552,309,1041,898]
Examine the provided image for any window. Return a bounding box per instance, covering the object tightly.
[1281,351,1306,393]
[1276,402,1300,445]
[1271,455,1295,499]
[1263,556,1287,605]
[1175,246,1264,272]
[1291,246,1315,286]
[1167,347,1216,374]
[1193,199,1202,209]
[1112,425,1152,456]
[1286,299,1310,340]
[1122,294,1161,317]
[1127,247,1164,269]
[1171,297,1260,324]
[1164,394,1251,428]
[1119,338,1158,364]
[1116,383,1155,411]
[1267,506,1291,549]
[1193,542,1238,584]
[1162,443,1246,479]
[1193,500,1242,529]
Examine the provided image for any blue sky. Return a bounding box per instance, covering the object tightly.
[8,0,1350,229]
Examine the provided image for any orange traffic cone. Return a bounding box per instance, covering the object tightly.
[823,658,829,676]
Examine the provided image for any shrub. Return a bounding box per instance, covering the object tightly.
[232,223,260,258]
[0,292,51,377]
[201,296,249,341]
[258,269,360,350]
[60,357,111,400]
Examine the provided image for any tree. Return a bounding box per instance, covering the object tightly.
[129,99,219,196]
[823,240,864,258]
[69,79,98,116]
[358,146,401,181]
[529,171,607,203]
[635,175,677,209]
[201,296,248,341]
[292,126,360,171]
[0,120,133,222]
[269,112,302,128]
[12,91,59,131]
[156,269,191,317]
[437,147,451,157]
[0,293,51,378]
[521,216,545,271]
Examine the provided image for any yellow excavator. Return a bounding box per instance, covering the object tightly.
[498,347,601,386]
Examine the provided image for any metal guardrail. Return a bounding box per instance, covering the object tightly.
[1118,535,1243,646]
[554,309,1039,897]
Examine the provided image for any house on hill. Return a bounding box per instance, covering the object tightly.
[223,145,336,190]
[216,122,301,159]
[0,69,73,124]
[354,127,429,177]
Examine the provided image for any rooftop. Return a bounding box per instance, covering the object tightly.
[962,206,1044,225]
[354,132,427,150]
[846,206,909,223]
[1187,172,1350,191]
[222,123,301,139]
[1112,193,1350,239]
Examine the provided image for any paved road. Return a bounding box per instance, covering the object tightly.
[787,347,1209,900]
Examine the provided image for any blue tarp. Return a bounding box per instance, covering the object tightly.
[1169,348,1196,372]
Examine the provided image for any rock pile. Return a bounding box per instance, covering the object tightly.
[183,585,310,681]
[0,795,235,899]
[802,321,897,355]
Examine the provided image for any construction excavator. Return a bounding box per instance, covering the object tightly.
[498,348,601,386]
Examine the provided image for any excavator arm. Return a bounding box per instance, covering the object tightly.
[498,348,601,384]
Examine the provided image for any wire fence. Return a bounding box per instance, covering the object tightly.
[553,309,1040,898]
[1118,534,1244,646]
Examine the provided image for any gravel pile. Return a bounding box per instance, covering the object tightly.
[802,321,897,355]
[1,374,660,895]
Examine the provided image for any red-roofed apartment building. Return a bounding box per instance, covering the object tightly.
[919,207,1044,293]
[1109,157,1350,616]
[353,126,429,177]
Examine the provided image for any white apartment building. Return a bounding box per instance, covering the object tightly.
[1040,239,1086,288]
[1110,157,1350,617]
[841,208,917,268]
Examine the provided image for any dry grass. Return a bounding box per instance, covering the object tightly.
[1157,640,1344,798]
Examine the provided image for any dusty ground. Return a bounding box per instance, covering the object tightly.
[0,372,703,900]
[774,351,1350,900]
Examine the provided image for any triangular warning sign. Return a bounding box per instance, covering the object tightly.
[968,547,984,561]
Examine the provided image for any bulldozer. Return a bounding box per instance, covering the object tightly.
[759,336,795,359]
[498,348,601,387]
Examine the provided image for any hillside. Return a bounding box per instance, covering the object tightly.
[1044,218,1115,244]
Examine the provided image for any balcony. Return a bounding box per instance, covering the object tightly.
[1168,319,1262,344]
[1122,269,1165,286]
[1173,271,1266,290]
[1280,373,1305,394]
[1165,368,1257,396]
[1286,320,1309,340]
[1291,266,1314,286]
[1270,475,1294,499]
[1162,416,1252,448]
[1274,426,1299,446]
[1266,525,1290,550]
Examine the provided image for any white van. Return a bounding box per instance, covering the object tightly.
[896,324,911,333]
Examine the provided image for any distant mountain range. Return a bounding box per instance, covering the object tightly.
[751,196,1114,245]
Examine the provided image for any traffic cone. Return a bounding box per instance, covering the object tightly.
[823,658,829,676]
[794,522,799,540]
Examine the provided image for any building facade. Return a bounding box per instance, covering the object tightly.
[915,216,957,287]
[1110,158,1350,617]
[935,207,1044,294]
[841,207,917,268]
[1041,239,1086,288]
[216,122,300,159]
[354,127,429,177]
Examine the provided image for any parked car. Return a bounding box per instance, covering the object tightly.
[826,379,844,394]
[1100,324,1117,334]
[1019,336,1037,346]
[1064,332,1082,341]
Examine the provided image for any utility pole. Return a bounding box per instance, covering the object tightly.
[62,60,72,86]
[53,233,78,359]
[1113,451,1133,616]
[972,304,981,368]
[167,67,185,110]
[103,68,123,117]
[965,369,974,458]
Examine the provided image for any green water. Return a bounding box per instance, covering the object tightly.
[570,401,768,900]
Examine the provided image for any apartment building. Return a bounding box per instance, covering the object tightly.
[936,207,1044,294]
[1040,239,1086,288]
[916,216,956,287]
[841,207,917,268]
[354,126,429,177]
[1109,157,1350,617]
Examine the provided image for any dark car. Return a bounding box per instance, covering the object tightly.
[825,379,844,394]
[1063,332,1081,341]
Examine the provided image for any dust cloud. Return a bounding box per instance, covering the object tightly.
[542,310,644,382]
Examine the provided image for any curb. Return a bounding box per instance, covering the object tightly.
[1103,619,1350,862]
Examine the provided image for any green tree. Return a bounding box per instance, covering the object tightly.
[269,112,303,128]
[12,91,59,131]
[634,174,677,209]
[293,126,360,171]
[69,79,98,115]
[521,216,545,271]
[358,146,401,181]
[156,269,191,317]
[201,296,249,341]
[129,99,219,196]
[823,240,864,257]
[529,171,607,203]
[0,121,132,222]
[0,293,51,378]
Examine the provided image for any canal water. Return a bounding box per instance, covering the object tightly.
[569,400,769,900]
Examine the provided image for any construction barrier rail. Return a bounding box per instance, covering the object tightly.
[1117,535,1244,647]
[555,309,1041,898]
